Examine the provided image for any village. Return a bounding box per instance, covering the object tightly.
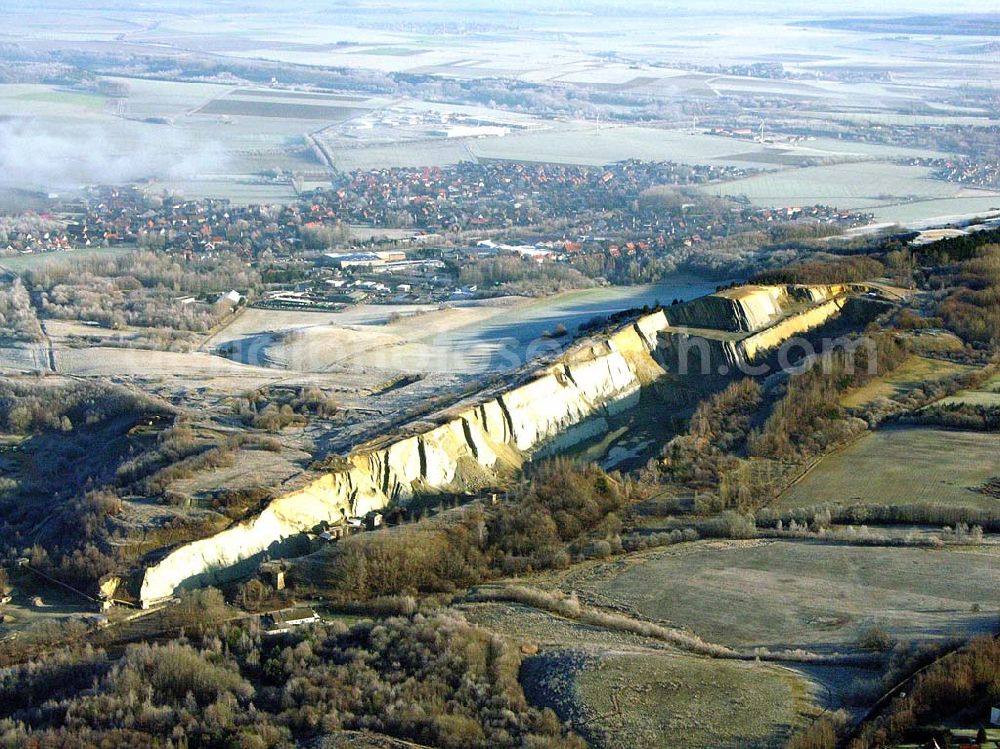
[0,158,867,315]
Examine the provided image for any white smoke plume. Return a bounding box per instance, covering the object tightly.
[0,118,229,191]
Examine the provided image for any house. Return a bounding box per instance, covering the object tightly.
[262,607,319,635]
[216,290,245,308]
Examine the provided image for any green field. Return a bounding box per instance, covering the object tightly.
[198,98,363,120]
[14,90,106,108]
[905,330,965,355]
[778,427,1000,512]
[936,374,1000,407]
[840,355,972,408]
[566,539,1000,651]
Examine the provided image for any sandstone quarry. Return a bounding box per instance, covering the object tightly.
[135,284,857,606]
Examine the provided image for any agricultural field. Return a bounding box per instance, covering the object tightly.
[839,354,972,408]
[0,78,345,201]
[777,427,1000,512]
[902,329,966,355]
[0,83,112,119]
[936,373,1000,407]
[568,651,806,749]
[869,196,1000,226]
[12,90,107,109]
[704,162,1000,225]
[387,125,940,171]
[51,346,280,381]
[460,600,683,652]
[4,7,998,228]
[100,77,236,119]
[559,539,1000,651]
[149,8,993,89]
[470,126,779,168]
[461,600,814,749]
[799,111,997,128]
[324,139,474,172]
[139,180,300,205]
[0,246,135,273]
[197,98,365,121]
[165,444,309,502]
[0,343,50,373]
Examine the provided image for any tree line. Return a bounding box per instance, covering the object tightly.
[0,606,586,749]
[23,251,259,334]
[640,333,910,515]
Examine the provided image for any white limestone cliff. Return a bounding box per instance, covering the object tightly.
[136,284,853,606]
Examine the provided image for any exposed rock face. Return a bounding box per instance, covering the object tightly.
[139,471,382,604]
[136,285,852,606]
[138,319,663,605]
[737,295,847,362]
[658,295,849,373]
[664,284,849,333]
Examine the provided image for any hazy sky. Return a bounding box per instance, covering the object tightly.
[2,0,997,15]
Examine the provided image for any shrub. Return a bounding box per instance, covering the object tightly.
[296,460,628,601]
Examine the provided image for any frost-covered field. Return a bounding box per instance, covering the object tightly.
[705,162,1000,224]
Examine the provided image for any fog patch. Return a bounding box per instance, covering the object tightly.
[0,119,229,191]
